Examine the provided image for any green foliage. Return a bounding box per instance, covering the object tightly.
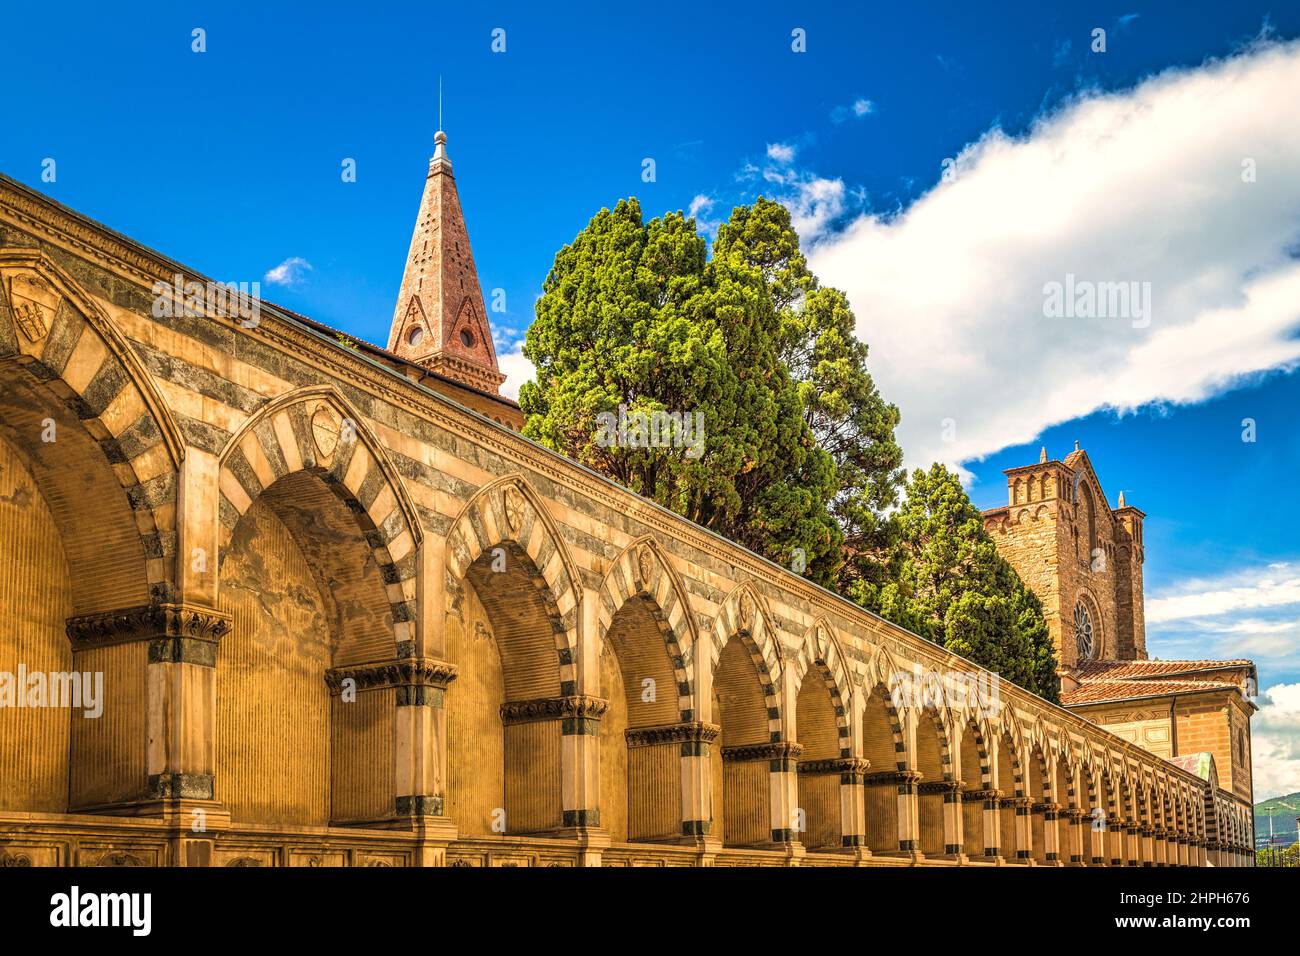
[522,196,1056,700]
[851,464,1060,702]
[520,198,843,581]
[711,199,905,581]
[1256,842,1299,867]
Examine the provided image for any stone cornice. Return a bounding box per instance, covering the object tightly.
[499,695,608,725]
[324,658,458,695]
[624,722,720,748]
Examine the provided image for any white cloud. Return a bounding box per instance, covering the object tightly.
[688,194,714,218]
[787,176,847,244]
[498,343,535,402]
[1142,560,1300,797]
[1252,683,1300,800]
[766,142,796,164]
[1146,560,1300,668]
[264,256,313,286]
[1148,563,1300,625]
[808,39,1300,475]
[831,98,875,123]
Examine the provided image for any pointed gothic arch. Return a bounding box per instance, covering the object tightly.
[595,535,700,843]
[0,248,185,601]
[443,472,580,657]
[709,581,784,736]
[596,535,697,720]
[791,619,853,753]
[215,385,422,651]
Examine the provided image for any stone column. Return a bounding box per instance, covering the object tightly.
[1013,797,1035,862]
[682,645,719,864]
[768,733,805,859]
[960,788,1000,863]
[937,780,965,859]
[836,758,871,862]
[1106,793,1123,866]
[793,757,869,860]
[497,694,608,865]
[678,722,720,854]
[327,658,459,865]
[895,770,922,859]
[1038,802,1062,865]
[1064,807,1086,864]
[1125,819,1140,866]
[1140,824,1154,866]
[555,589,605,866]
[67,603,233,866]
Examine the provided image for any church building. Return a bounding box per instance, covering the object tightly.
[0,131,1254,867]
[984,446,1257,828]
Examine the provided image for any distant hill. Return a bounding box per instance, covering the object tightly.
[1254,792,1300,847]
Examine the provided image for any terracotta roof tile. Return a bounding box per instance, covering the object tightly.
[1061,676,1239,705]
[1074,659,1253,681]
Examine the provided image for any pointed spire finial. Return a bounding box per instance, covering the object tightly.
[1074,439,1080,452]
[1118,490,1126,508]
[1039,446,1047,463]
[431,129,451,172]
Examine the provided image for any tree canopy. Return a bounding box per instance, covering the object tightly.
[851,464,1060,702]
[521,196,1058,700]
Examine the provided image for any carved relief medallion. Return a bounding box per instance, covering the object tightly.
[504,485,526,533]
[6,272,59,342]
[635,542,654,588]
[737,590,752,626]
[311,405,342,459]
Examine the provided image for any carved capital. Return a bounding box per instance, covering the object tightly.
[325,658,458,701]
[798,757,871,779]
[625,721,720,749]
[720,741,803,766]
[0,849,32,867]
[499,695,608,725]
[67,603,232,666]
[865,769,923,787]
[918,779,963,796]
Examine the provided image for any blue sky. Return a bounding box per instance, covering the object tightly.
[3,1,1299,795]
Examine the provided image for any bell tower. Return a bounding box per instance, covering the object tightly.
[388,130,506,395]
[981,444,1147,669]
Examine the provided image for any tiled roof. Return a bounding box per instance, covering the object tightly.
[1062,676,1239,705]
[1061,658,1254,705]
[1074,659,1254,680]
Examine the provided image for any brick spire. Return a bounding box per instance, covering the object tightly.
[387,130,505,394]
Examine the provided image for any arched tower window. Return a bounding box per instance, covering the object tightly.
[1074,602,1096,662]
[1077,480,1098,566]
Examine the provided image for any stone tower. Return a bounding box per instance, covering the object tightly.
[981,443,1148,670]
[387,130,506,395]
